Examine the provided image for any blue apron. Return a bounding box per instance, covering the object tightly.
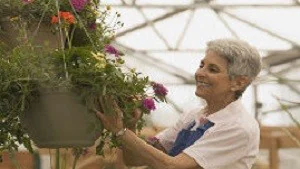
[168,120,214,156]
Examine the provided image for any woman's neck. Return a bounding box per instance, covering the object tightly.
[204,96,236,115]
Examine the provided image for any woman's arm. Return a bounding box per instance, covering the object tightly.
[146,137,167,153]
[96,102,202,169]
[122,136,167,166]
[119,129,203,169]
[123,124,168,166]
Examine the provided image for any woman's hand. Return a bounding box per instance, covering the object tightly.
[95,95,143,133]
[126,108,142,131]
[95,99,124,134]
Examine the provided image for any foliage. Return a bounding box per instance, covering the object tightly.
[0,0,99,23]
[0,0,168,163]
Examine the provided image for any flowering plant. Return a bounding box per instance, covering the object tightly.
[0,0,122,50]
[0,0,100,24]
[0,0,168,165]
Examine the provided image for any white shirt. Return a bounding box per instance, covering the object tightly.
[156,99,260,169]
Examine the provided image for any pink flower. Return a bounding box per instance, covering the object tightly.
[143,98,156,111]
[22,0,34,4]
[82,148,89,156]
[104,45,119,57]
[71,0,89,12]
[89,22,97,30]
[152,82,168,96]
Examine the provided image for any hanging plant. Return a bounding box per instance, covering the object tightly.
[0,0,168,166]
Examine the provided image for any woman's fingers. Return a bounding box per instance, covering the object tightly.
[94,109,104,120]
[112,100,123,118]
[126,109,142,128]
[133,108,142,120]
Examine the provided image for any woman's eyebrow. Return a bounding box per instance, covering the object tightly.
[200,60,222,70]
[209,64,220,70]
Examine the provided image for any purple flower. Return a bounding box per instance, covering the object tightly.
[22,0,34,4]
[82,148,89,156]
[89,22,97,30]
[143,98,156,111]
[104,45,119,57]
[153,82,168,96]
[71,0,89,12]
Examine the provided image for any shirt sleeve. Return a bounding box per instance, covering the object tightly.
[183,123,249,168]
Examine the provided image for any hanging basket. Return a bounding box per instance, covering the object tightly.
[20,89,102,148]
[0,21,62,49]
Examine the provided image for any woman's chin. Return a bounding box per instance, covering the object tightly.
[195,90,204,98]
[195,89,211,100]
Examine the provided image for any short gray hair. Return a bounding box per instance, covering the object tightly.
[206,38,262,80]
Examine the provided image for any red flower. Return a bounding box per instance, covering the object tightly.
[66,14,75,24]
[59,12,69,20]
[89,23,97,30]
[59,12,75,24]
[104,45,119,57]
[51,11,75,25]
[143,98,156,111]
[152,82,168,96]
[51,16,59,24]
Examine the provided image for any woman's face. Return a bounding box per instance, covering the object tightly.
[194,50,235,100]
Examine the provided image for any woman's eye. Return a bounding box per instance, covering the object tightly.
[209,67,219,73]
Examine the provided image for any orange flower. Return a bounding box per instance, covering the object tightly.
[51,16,59,24]
[59,12,70,20]
[59,11,76,24]
[51,11,76,25]
[66,14,75,24]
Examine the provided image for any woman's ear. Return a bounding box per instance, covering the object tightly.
[230,76,250,91]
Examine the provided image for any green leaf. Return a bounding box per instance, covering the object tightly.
[102,85,106,95]
[23,137,33,153]
[96,140,105,156]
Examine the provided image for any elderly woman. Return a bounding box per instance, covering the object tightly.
[96,38,262,169]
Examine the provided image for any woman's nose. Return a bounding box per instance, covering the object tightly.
[195,67,206,77]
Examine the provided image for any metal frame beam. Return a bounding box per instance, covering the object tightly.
[210,8,240,39]
[113,42,195,84]
[136,8,172,49]
[175,9,196,50]
[116,9,189,37]
[265,66,300,95]
[105,4,300,9]
[221,11,300,48]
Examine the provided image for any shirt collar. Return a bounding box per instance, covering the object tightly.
[205,99,244,124]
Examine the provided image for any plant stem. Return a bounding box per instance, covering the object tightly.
[275,97,300,128]
[72,154,80,169]
[62,150,67,169]
[69,26,76,45]
[56,149,60,169]
[67,0,97,51]
[65,27,72,49]
[280,127,300,147]
[49,149,53,169]
[8,150,20,169]
[32,0,51,38]
[55,0,69,79]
